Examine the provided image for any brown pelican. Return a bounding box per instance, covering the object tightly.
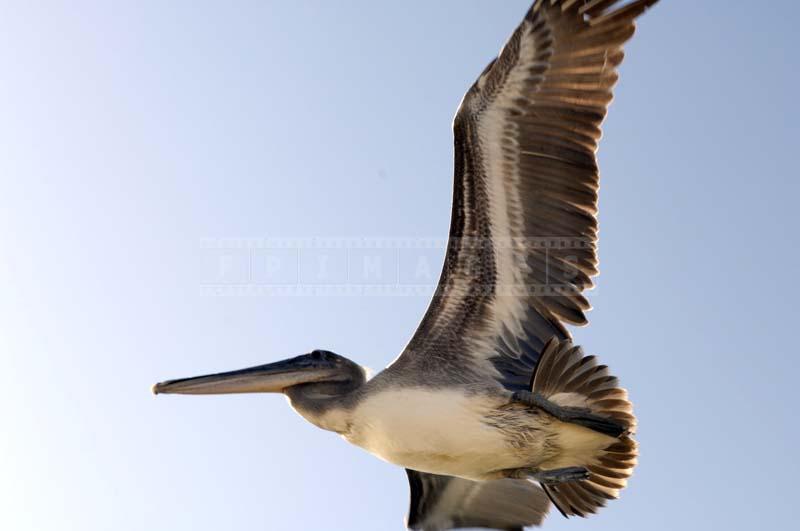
[154,1,659,528]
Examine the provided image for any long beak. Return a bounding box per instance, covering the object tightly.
[152,357,327,396]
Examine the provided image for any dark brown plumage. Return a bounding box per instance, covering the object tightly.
[397,0,658,391]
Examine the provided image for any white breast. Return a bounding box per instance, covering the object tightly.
[344,388,522,480]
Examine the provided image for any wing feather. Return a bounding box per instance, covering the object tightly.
[391,0,658,390]
[405,469,550,530]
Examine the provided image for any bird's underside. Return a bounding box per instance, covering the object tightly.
[358,337,637,530]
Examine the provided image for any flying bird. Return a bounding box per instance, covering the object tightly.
[154,1,659,529]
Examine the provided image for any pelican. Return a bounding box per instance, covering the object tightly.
[154,1,659,528]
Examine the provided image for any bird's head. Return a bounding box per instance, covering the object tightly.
[152,349,366,401]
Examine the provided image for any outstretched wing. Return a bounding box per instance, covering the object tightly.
[391,0,658,390]
[405,469,550,531]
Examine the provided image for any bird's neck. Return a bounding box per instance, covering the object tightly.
[285,384,360,434]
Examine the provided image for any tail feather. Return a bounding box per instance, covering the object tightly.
[533,338,637,433]
[532,337,638,518]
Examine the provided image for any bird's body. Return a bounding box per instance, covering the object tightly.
[293,370,615,483]
[154,1,660,529]
[342,386,524,481]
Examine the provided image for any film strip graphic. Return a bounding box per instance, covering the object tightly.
[199,237,594,297]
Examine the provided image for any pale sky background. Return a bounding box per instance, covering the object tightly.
[1,1,798,530]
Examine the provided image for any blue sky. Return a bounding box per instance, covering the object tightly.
[1,1,798,529]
